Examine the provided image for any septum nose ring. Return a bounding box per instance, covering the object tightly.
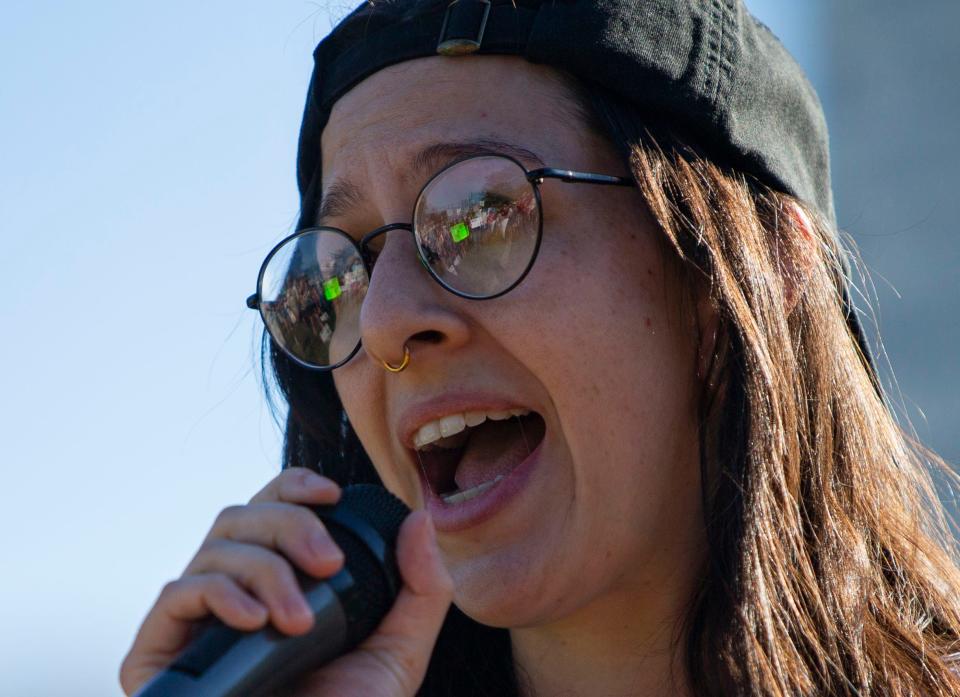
[381,344,411,373]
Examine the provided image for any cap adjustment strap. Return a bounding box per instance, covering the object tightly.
[437,0,491,56]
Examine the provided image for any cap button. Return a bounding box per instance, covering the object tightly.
[436,0,491,56]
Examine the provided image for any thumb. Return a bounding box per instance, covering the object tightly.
[358,510,454,678]
[295,509,453,697]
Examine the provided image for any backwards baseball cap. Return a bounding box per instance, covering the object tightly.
[294,0,876,376]
[296,0,834,226]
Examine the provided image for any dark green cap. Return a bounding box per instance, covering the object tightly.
[296,0,835,227]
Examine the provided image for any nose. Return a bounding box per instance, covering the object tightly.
[358,227,471,370]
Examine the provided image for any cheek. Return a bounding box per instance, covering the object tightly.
[512,198,695,388]
[498,203,700,498]
[333,367,413,500]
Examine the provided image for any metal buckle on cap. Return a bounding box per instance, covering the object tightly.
[437,0,491,56]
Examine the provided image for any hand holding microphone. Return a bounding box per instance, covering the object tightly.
[120,469,453,697]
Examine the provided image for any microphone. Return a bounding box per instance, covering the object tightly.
[134,484,410,697]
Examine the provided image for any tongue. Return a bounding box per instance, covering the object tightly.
[454,418,532,491]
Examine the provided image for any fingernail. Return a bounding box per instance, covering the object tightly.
[240,595,266,617]
[283,594,312,622]
[309,531,343,561]
[305,473,337,491]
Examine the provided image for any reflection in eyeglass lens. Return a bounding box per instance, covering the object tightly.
[261,157,541,367]
[261,230,367,367]
[416,157,539,297]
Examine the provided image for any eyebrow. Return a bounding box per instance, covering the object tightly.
[314,138,547,225]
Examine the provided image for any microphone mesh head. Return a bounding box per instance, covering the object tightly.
[323,484,410,644]
[339,483,410,548]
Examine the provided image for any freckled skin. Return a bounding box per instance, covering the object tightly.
[323,55,706,641]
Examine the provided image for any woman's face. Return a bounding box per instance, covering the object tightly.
[323,56,706,627]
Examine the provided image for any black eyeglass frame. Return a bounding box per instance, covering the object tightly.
[246,153,636,371]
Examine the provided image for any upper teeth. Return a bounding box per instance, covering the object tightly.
[412,408,530,450]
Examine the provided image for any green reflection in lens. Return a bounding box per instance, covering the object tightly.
[323,277,342,300]
[450,221,470,243]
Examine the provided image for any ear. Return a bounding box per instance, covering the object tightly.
[781,201,817,315]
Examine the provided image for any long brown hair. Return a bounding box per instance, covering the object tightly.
[269,72,960,695]
[572,79,960,694]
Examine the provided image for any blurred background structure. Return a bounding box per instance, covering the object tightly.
[827,1,960,468]
[1,1,957,694]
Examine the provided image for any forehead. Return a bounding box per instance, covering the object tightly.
[319,55,600,192]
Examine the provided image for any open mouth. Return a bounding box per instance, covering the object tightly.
[413,410,547,504]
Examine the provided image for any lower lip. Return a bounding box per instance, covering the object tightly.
[420,437,544,533]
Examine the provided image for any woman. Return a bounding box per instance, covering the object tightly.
[121,0,960,694]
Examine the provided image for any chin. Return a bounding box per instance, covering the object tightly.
[453,585,543,629]
[442,541,567,629]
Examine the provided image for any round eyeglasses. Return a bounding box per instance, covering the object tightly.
[247,153,634,370]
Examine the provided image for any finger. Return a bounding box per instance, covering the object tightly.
[287,511,453,697]
[120,574,267,695]
[249,467,341,506]
[196,502,344,579]
[355,511,454,693]
[184,540,324,635]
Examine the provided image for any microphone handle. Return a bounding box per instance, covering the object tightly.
[133,484,406,697]
[134,569,354,697]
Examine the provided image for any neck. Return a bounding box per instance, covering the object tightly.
[509,554,701,697]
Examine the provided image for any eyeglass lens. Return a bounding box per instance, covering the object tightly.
[414,156,539,297]
[259,155,540,369]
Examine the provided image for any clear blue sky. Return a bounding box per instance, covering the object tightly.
[0,2,813,694]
